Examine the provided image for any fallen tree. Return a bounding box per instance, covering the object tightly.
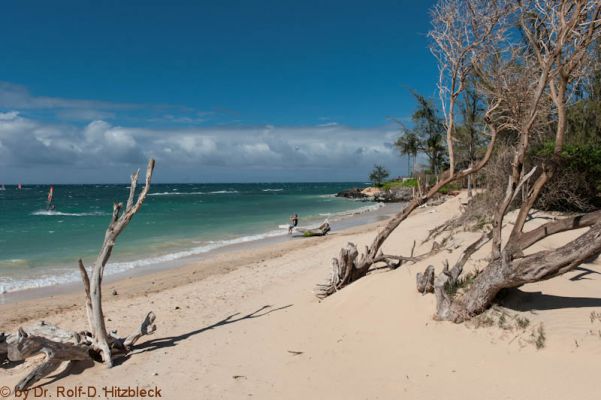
[423,0,601,321]
[433,215,601,321]
[318,0,601,325]
[1,159,157,390]
[316,0,512,298]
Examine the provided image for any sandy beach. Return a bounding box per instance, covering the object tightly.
[2,192,600,399]
[2,0,601,398]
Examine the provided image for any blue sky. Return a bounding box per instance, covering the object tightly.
[0,0,438,183]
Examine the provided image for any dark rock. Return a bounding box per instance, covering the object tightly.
[335,188,368,199]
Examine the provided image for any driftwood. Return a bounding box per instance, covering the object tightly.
[417,234,490,313]
[435,216,601,322]
[2,159,157,390]
[296,222,331,237]
[8,326,90,391]
[416,265,435,294]
[0,335,6,364]
[316,239,446,298]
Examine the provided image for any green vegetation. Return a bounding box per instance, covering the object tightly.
[394,131,419,176]
[438,182,462,195]
[381,178,417,191]
[444,269,480,297]
[393,85,489,183]
[380,178,460,194]
[470,306,532,330]
[395,93,447,177]
[526,44,601,212]
[368,165,390,187]
[532,142,601,211]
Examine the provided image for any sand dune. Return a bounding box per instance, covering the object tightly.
[2,193,600,399]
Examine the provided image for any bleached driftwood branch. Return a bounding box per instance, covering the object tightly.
[2,159,157,390]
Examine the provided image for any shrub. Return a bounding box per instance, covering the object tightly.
[381,178,418,191]
[532,142,601,211]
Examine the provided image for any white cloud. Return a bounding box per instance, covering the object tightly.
[0,112,407,182]
[0,111,20,121]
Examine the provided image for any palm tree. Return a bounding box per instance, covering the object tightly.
[394,131,419,177]
[411,93,446,175]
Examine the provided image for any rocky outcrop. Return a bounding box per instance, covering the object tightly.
[336,188,368,199]
[374,187,413,202]
[361,187,383,197]
[336,187,413,203]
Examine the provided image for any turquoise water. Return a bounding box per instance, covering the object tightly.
[0,182,377,293]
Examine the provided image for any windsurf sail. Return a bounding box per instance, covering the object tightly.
[47,185,55,209]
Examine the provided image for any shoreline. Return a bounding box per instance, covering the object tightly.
[2,192,600,399]
[0,201,403,327]
[0,193,394,298]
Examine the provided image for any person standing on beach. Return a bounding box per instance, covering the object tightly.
[289,213,299,234]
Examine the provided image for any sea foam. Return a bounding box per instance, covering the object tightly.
[31,210,108,217]
[3,201,385,294]
[0,229,284,294]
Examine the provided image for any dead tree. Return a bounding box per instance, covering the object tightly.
[1,159,157,389]
[430,0,514,177]
[429,0,601,321]
[316,0,511,298]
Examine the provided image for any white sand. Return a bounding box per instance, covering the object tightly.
[2,192,600,399]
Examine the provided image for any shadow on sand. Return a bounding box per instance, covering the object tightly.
[569,266,601,281]
[112,304,293,366]
[27,304,292,389]
[501,288,601,311]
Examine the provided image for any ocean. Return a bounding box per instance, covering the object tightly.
[0,182,380,294]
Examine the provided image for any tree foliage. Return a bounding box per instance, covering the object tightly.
[394,131,419,176]
[368,165,390,187]
[395,93,447,176]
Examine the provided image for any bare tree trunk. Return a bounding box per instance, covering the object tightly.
[77,159,155,366]
[4,160,158,390]
[8,328,91,391]
[411,0,601,323]
[467,171,473,198]
[315,127,498,297]
[435,215,601,321]
[416,265,436,294]
[317,0,514,298]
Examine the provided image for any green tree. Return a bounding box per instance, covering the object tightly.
[410,93,447,175]
[454,81,488,195]
[369,165,390,187]
[394,131,419,176]
[566,42,601,146]
[531,40,601,211]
